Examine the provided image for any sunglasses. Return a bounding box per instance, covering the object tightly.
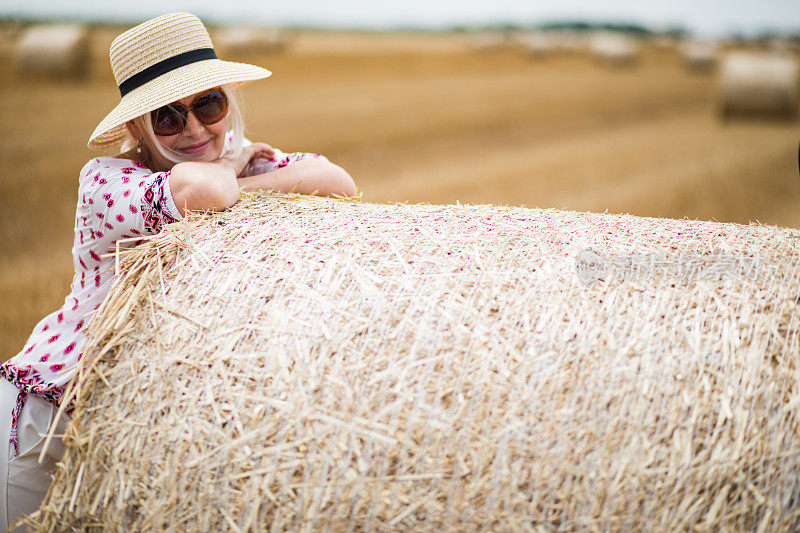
[151,88,229,136]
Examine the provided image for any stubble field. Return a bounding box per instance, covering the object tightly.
[1,28,799,358]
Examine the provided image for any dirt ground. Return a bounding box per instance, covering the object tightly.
[1,28,799,358]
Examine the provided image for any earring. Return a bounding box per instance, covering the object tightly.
[136,139,142,154]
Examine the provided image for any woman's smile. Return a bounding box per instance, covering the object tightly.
[177,138,212,155]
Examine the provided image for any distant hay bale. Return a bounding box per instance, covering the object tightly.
[28,192,800,531]
[718,51,799,118]
[766,38,796,55]
[652,35,678,52]
[13,24,90,80]
[589,33,639,67]
[468,31,509,52]
[214,26,289,58]
[514,32,556,58]
[553,31,587,54]
[681,41,719,73]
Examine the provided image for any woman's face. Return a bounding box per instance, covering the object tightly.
[152,90,228,163]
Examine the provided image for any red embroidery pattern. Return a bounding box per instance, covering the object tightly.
[2,366,70,457]
[274,152,322,169]
[9,391,27,457]
[142,171,178,233]
[0,365,66,406]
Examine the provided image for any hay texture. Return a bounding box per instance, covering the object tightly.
[30,192,800,531]
[718,51,799,118]
[13,24,90,80]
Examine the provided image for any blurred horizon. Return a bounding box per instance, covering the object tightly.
[1,0,800,38]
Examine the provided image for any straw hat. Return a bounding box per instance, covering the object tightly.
[88,12,271,149]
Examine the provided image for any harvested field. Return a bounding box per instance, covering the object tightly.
[1,27,800,358]
[29,192,800,530]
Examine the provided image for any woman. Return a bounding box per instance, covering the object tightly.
[0,12,356,528]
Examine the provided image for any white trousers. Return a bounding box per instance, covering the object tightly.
[0,378,67,531]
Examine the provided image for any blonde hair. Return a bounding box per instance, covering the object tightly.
[121,84,245,166]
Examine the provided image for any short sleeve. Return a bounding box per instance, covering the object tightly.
[270,150,328,169]
[79,158,183,247]
[240,144,329,176]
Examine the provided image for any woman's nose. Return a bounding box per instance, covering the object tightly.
[183,109,205,137]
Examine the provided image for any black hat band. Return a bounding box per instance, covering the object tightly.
[118,48,217,97]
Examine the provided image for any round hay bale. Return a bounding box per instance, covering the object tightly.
[13,24,90,80]
[514,32,556,58]
[718,51,799,119]
[468,31,509,52]
[681,41,719,73]
[27,192,800,531]
[652,35,678,52]
[589,32,639,67]
[214,27,289,58]
[553,31,587,54]
[767,38,796,55]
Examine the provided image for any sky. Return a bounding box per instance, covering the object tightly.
[1,0,799,37]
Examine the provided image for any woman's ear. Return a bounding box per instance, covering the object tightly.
[125,120,139,140]
[125,120,146,155]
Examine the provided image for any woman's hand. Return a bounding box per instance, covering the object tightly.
[240,156,274,178]
[216,143,275,178]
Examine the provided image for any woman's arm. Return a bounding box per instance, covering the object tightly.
[169,161,239,215]
[169,143,275,215]
[237,158,357,198]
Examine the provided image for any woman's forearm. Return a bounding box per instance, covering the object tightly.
[169,161,241,215]
[237,159,357,198]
